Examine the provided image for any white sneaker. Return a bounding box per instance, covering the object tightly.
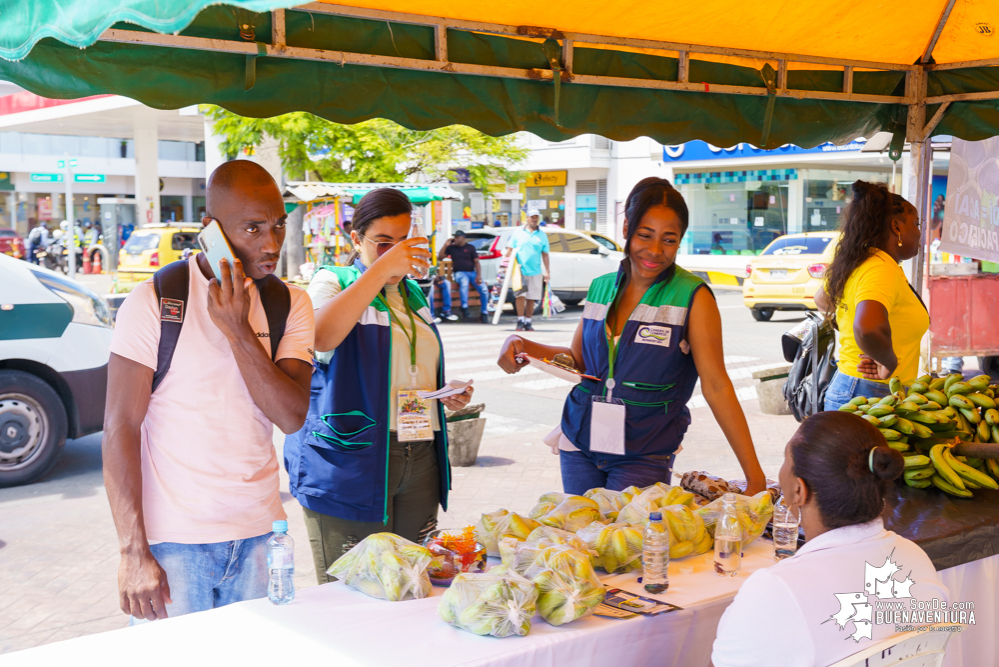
[433,316,443,324]
[443,313,459,322]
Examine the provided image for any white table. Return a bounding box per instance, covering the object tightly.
[5,541,778,667]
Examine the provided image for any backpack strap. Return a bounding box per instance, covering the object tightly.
[151,260,190,393]
[256,274,291,361]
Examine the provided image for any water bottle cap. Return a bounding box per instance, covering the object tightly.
[649,511,662,521]
[272,520,288,533]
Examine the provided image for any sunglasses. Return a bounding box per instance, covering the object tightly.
[359,234,398,257]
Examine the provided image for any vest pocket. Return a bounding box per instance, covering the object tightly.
[307,411,377,451]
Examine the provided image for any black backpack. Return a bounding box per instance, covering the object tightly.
[151,260,291,392]
[782,312,837,422]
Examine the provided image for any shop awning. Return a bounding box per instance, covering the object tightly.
[3,1,999,149]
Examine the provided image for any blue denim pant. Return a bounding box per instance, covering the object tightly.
[429,279,453,316]
[823,370,891,411]
[453,271,490,311]
[559,449,676,495]
[130,533,270,624]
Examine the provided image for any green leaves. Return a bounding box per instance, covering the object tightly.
[203,106,527,191]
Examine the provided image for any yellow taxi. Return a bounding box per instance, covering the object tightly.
[743,232,839,321]
[116,224,201,289]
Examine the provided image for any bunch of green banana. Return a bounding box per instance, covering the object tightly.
[439,566,539,637]
[841,373,999,498]
[576,521,645,573]
[326,532,433,601]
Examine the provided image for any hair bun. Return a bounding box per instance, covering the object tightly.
[871,445,905,481]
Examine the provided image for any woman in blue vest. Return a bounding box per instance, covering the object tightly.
[498,177,766,496]
[285,188,472,583]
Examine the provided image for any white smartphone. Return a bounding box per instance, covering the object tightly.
[197,219,238,281]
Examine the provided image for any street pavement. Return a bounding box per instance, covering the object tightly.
[0,288,805,654]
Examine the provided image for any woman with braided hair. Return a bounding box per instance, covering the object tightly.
[815,180,926,411]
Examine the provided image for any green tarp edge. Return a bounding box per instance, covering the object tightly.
[0,0,300,62]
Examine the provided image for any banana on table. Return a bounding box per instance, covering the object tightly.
[839,373,999,497]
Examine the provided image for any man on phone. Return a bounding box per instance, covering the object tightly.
[439,230,490,323]
[103,160,315,622]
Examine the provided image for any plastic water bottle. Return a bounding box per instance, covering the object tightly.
[643,511,669,594]
[408,215,429,279]
[267,520,295,604]
[714,493,743,577]
[772,495,801,561]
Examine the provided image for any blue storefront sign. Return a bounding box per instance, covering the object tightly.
[663,140,865,162]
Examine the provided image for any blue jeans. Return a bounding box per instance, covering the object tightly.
[130,533,270,624]
[454,271,490,311]
[559,449,676,495]
[430,279,453,316]
[823,370,891,411]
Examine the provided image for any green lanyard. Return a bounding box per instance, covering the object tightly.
[604,291,623,398]
[386,291,419,369]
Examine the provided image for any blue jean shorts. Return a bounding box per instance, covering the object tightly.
[823,370,891,411]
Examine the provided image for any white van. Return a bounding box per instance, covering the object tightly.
[0,253,112,486]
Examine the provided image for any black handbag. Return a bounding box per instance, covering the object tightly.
[782,312,837,422]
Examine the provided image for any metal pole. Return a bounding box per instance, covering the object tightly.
[911,140,932,294]
[65,152,76,280]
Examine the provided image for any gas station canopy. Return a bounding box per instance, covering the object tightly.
[3,0,999,153]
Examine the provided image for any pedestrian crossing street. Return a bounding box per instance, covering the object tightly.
[436,321,787,411]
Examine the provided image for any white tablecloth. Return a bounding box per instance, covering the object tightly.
[6,541,777,667]
[8,545,995,667]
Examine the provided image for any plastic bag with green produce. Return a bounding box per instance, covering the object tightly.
[326,532,433,601]
[695,490,774,546]
[474,509,541,556]
[525,545,606,626]
[575,521,645,573]
[438,565,539,637]
[535,495,602,532]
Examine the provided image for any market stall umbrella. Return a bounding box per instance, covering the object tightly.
[4,0,999,152]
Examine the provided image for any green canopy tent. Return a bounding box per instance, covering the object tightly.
[5,0,999,286]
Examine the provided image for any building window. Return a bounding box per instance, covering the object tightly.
[801,169,892,232]
[576,179,607,232]
[678,170,793,256]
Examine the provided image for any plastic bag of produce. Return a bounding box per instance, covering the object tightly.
[576,521,645,573]
[326,532,433,601]
[525,545,606,626]
[583,488,628,520]
[619,485,643,503]
[528,492,572,520]
[660,504,712,559]
[500,526,592,576]
[695,491,774,547]
[438,565,539,637]
[616,497,659,526]
[474,510,541,556]
[536,496,602,532]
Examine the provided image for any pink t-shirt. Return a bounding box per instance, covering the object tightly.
[110,257,315,544]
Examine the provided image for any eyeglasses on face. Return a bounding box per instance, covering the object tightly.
[359,234,397,256]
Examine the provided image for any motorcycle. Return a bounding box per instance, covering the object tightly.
[34,240,81,274]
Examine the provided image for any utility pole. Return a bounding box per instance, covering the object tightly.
[60,153,77,280]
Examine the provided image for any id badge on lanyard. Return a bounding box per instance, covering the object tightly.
[590,324,626,455]
[390,293,434,442]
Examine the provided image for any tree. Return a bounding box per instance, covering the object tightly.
[203,107,527,191]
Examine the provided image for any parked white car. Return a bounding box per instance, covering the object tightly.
[0,253,112,486]
[463,226,625,304]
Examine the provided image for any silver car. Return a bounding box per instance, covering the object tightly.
[462,226,624,304]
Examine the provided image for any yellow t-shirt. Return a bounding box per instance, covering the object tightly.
[834,249,929,384]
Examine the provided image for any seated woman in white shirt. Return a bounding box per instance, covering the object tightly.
[712,411,949,667]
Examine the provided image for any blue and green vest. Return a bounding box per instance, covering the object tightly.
[284,262,450,523]
[561,262,708,457]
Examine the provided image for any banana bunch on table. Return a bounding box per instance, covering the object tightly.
[839,373,999,497]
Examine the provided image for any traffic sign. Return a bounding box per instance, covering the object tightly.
[30,173,63,183]
[74,174,105,183]
[57,159,78,168]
